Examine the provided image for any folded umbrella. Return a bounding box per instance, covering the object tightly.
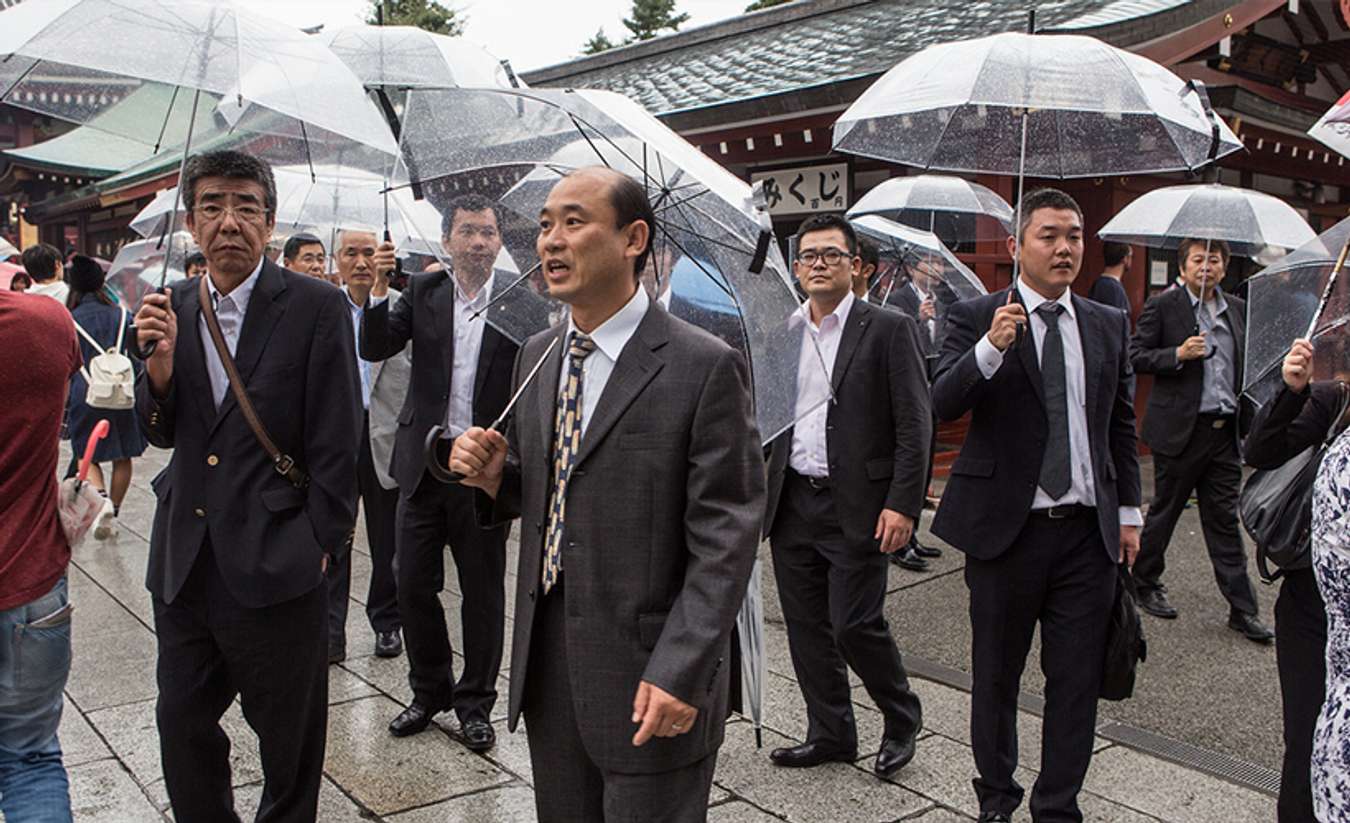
[58,419,109,548]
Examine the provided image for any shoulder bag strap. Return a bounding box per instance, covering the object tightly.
[197,276,309,489]
[114,304,127,353]
[69,318,104,383]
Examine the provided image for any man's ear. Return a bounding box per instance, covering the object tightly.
[626,219,651,261]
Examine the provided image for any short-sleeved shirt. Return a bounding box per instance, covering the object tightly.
[0,290,81,611]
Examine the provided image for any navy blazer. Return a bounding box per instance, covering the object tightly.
[136,259,362,608]
[930,287,1141,561]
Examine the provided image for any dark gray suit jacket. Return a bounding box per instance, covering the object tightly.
[1129,285,1247,457]
[484,301,764,774]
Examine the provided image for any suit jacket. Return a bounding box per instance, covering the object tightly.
[484,303,764,774]
[136,259,362,608]
[360,271,517,495]
[763,299,932,543]
[1244,381,1347,469]
[1130,285,1247,457]
[930,288,1141,561]
[355,286,411,491]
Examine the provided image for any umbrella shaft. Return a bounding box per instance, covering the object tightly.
[157,88,203,291]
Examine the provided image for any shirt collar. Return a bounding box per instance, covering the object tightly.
[207,257,264,312]
[342,285,364,312]
[454,270,494,311]
[796,290,855,332]
[1016,278,1075,321]
[569,284,649,362]
[1185,284,1227,315]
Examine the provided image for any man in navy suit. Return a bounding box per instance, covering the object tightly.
[931,189,1142,823]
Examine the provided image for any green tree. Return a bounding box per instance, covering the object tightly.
[366,0,464,36]
[582,27,617,55]
[622,0,689,41]
[745,0,793,10]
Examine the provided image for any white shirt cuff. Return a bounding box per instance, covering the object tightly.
[974,334,1005,379]
[1118,506,1143,528]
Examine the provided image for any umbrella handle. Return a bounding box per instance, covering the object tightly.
[78,420,111,485]
[133,286,168,360]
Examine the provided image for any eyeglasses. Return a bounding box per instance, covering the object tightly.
[194,204,268,224]
[795,248,854,267]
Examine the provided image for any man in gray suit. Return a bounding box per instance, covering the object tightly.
[449,167,764,822]
[327,229,410,662]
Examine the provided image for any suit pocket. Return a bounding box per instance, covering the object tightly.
[637,611,669,650]
[950,457,995,478]
[260,486,306,513]
[865,457,893,481]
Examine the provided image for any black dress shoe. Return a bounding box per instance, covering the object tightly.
[374,630,403,658]
[389,702,438,737]
[889,548,930,572]
[328,647,346,665]
[769,741,856,768]
[1228,611,1275,645]
[454,718,496,752]
[1136,588,1178,619]
[874,734,917,777]
[977,813,1012,823]
[911,538,942,559]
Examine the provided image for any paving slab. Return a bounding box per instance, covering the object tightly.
[387,783,539,822]
[1081,744,1274,822]
[707,800,788,822]
[65,624,158,712]
[482,718,534,785]
[68,758,165,822]
[58,700,112,769]
[229,776,373,822]
[323,694,513,816]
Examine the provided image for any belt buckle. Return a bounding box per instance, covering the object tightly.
[808,476,825,490]
[1047,506,1068,520]
[274,455,295,476]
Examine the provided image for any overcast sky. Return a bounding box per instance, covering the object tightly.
[234,0,743,72]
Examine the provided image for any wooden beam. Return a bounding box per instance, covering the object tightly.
[1304,0,1335,38]
[1283,9,1308,43]
[1137,0,1288,65]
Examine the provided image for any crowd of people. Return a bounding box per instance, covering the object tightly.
[0,146,1345,823]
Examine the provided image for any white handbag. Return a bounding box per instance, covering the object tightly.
[72,306,135,410]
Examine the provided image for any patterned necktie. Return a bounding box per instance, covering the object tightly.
[1036,303,1072,499]
[214,293,240,409]
[541,332,597,594]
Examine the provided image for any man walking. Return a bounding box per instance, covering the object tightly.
[20,244,68,305]
[450,167,763,822]
[282,233,328,281]
[0,287,81,822]
[133,149,362,821]
[328,228,409,663]
[1087,241,1132,315]
[1129,238,1271,642]
[764,214,930,777]
[360,195,517,751]
[932,189,1142,823]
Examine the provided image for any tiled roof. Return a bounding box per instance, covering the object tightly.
[521,0,1217,115]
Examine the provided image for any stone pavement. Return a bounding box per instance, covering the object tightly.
[55,447,1276,822]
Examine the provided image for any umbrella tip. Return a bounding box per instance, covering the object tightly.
[755,728,763,748]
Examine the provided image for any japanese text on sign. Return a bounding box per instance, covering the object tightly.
[750,163,850,216]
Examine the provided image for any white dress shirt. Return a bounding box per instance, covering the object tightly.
[342,286,374,410]
[445,274,493,436]
[973,280,1142,526]
[789,291,854,477]
[200,258,263,409]
[563,285,649,439]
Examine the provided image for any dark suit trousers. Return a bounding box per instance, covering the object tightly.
[1276,568,1327,823]
[153,540,327,823]
[523,580,717,823]
[770,473,923,751]
[1135,419,1258,615]
[965,511,1114,823]
[326,414,400,651]
[397,478,506,721]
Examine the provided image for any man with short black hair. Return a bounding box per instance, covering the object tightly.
[21,243,67,305]
[1088,241,1132,315]
[933,188,1141,822]
[853,236,879,300]
[764,212,931,778]
[1129,237,1270,642]
[133,149,362,821]
[283,233,328,281]
[184,251,208,280]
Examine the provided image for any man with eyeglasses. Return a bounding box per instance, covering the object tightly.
[360,194,520,752]
[133,149,362,821]
[763,213,931,779]
[325,229,410,665]
[282,233,329,282]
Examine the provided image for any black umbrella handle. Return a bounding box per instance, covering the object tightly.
[132,286,169,360]
[423,418,510,484]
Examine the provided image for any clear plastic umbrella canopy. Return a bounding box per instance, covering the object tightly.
[1309,90,1350,160]
[391,86,827,445]
[1244,216,1350,406]
[847,174,1013,241]
[104,232,197,309]
[320,25,516,91]
[1098,183,1315,257]
[833,31,1242,177]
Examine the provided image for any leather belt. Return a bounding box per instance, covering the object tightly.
[1196,412,1236,430]
[787,470,831,490]
[1029,504,1096,520]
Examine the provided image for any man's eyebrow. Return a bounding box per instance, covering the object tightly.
[540,202,586,218]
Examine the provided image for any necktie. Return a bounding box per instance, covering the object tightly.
[214,294,239,409]
[1036,303,1072,499]
[541,332,597,594]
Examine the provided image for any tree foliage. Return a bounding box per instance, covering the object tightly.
[582,27,617,55]
[366,0,464,36]
[745,0,793,11]
[622,0,690,41]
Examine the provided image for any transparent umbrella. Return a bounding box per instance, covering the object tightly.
[391,85,828,446]
[847,174,1013,242]
[1243,216,1350,406]
[320,25,517,91]
[104,232,197,310]
[1310,90,1350,160]
[1098,183,1315,257]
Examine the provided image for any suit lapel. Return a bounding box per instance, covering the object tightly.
[178,286,215,426]
[532,324,567,466]
[1222,293,1245,379]
[1014,289,1046,408]
[573,306,667,468]
[474,326,503,407]
[212,262,287,430]
[1074,296,1104,427]
[429,273,454,389]
[830,299,869,393]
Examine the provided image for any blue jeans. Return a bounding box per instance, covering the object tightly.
[0,577,73,823]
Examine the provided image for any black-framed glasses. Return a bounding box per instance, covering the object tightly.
[794,247,853,267]
[193,204,269,224]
